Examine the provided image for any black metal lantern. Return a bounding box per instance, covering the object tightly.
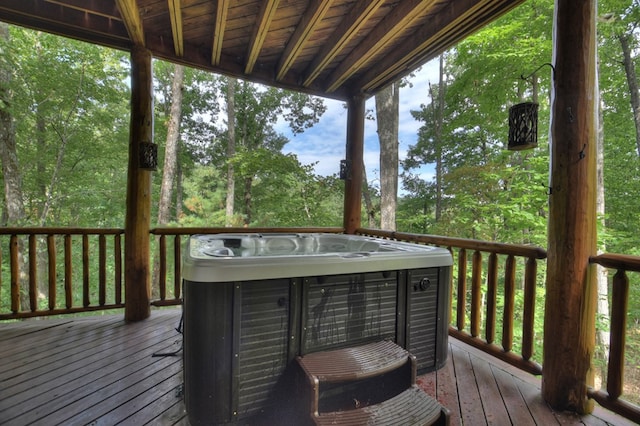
[139,141,158,170]
[508,102,538,151]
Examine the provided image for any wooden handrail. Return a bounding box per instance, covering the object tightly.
[356,228,548,259]
[149,226,344,235]
[590,253,640,272]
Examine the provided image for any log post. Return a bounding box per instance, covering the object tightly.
[124,45,153,322]
[343,95,365,234]
[542,0,597,413]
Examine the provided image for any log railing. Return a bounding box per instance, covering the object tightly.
[1,227,637,423]
[0,227,124,320]
[588,253,640,424]
[356,228,546,375]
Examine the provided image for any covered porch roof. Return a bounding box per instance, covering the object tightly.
[0,0,524,100]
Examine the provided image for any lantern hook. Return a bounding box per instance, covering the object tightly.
[521,63,556,81]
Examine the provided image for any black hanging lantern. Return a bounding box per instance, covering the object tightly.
[139,141,158,170]
[508,102,538,151]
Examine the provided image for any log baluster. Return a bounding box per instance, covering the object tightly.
[115,234,122,305]
[10,234,19,313]
[99,234,106,306]
[174,235,181,300]
[471,250,482,337]
[456,248,467,331]
[47,235,56,310]
[64,234,73,309]
[502,254,516,352]
[159,235,167,301]
[485,252,498,344]
[83,234,90,307]
[29,234,37,311]
[607,269,628,399]
[522,257,537,360]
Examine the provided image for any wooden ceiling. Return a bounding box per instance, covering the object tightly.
[0,0,525,101]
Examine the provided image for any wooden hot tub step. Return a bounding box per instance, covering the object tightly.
[313,385,448,426]
[296,340,415,383]
[293,339,451,425]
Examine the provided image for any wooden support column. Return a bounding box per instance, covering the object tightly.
[343,95,365,234]
[542,0,597,413]
[124,45,153,322]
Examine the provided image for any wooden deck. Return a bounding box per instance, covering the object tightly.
[0,309,634,426]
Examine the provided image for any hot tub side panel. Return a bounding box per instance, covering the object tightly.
[406,267,451,374]
[236,279,296,418]
[183,281,235,426]
[301,271,398,354]
[184,278,297,425]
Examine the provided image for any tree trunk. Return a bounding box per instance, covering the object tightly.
[361,162,376,227]
[176,157,183,220]
[157,64,184,225]
[618,34,640,157]
[435,54,445,222]
[375,82,399,231]
[595,58,610,375]
[152,63,184,297]
[243,176,252,226]
[0,23,29,311]
[225,77,236,226]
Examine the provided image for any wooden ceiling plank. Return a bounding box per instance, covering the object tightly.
[302,0,386,88]
[276,0,333,81]
[168,0,183,56]
[244,0,280,74]
[211,0,230,66]
[325,0,437,92]
[115,0,145,45]
[358,0,522,94]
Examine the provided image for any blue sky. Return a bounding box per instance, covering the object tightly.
[278,58,440,190]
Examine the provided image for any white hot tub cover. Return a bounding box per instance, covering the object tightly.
[182,233,453,282]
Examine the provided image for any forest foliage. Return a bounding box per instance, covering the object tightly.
[1,0,640,405]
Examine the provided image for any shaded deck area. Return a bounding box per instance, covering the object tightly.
[0,309,633,426]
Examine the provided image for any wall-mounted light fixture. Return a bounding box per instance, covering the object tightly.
[139,141,158,170]
[508,63,555,151]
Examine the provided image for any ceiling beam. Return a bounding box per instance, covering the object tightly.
[325,0,436,92]
[245,0,280,74]
[0,0,129,45]
[167,0,183,56]
[357,0,521,93]
[211,0,229,66]
[45,0,121,21]
[276,0,332,82]
[115,0,144,45]
[302,0,385,88]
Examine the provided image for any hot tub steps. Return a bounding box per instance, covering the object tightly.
[313,385,443,426]
[294,340,449,425]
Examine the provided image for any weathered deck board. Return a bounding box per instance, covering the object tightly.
[0,309,635,425]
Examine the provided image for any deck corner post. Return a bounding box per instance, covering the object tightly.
[343,94,365,234]
[124,45,153,322]
[542,0,598,413]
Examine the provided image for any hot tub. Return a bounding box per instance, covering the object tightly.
[182,233,452,425]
